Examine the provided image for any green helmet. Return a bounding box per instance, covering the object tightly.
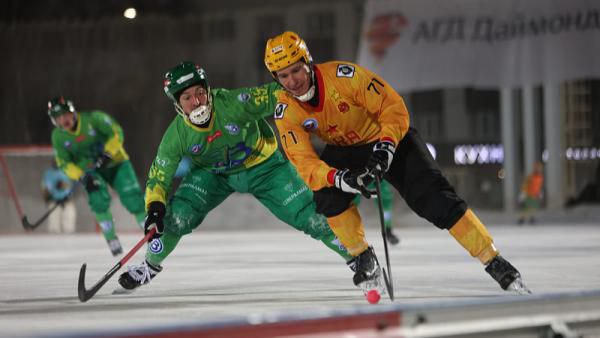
[47,96,77,126]
[163,62,212,121]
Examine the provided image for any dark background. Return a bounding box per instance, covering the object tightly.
[1,0,356,177]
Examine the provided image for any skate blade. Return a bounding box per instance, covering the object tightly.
[112,287,136,295]
[357,277,387,297]
[507,278,532,295]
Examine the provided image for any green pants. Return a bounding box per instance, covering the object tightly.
[354,179,394,228]
[87,160,145,241]
[145,152,350,266]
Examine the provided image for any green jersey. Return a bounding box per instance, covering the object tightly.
[51,111,127,180]
[146,82,282,206]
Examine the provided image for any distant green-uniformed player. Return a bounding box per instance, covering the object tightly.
[48,96,146,256]
[118,61,356,291]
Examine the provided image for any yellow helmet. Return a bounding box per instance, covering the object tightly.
[264,31,313,76]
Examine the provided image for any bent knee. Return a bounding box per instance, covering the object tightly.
[314,188,353,217]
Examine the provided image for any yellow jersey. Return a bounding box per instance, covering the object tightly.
[274,61,410,190]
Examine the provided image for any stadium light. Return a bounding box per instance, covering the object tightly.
[123,8,137,19]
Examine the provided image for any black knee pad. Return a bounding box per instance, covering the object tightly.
[314,187,355,217]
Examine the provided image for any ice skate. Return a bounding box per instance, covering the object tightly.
[385,228,400,246]
[117,260,162,290]
[107,237,123,256]
[347,246,386,301]
[485,255,531,295]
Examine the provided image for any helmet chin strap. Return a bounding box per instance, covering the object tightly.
[293,64,316,102]
[294,85,315,102]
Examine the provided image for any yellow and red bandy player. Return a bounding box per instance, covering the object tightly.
[264,31,531,295]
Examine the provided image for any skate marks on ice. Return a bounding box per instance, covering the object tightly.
[0,225,599,337]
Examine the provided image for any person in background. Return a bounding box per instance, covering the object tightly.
[517,162,544,225]
[41,161,77,233]
[353,180,400,245]
[264,30,530,295]
[48,96,146,256]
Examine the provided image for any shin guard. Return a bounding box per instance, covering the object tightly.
[449,209,498,264]
[327,205,369,256]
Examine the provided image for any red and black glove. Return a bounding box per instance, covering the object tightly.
[333,168,375,198]
[365,140,396,179]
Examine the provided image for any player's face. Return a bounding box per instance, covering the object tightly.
[55,112,75,130]
[179,85,209,115]
[276,61,311,97]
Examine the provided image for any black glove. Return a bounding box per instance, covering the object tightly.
[81,174,100,193]
[333,168,375,198]
[365,140,396,179]
[94,152,112,169]
[145,201,166,241]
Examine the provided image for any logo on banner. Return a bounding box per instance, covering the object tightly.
[366,13,408,61]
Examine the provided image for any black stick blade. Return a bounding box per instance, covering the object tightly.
[21,216,33,230]
[382,268,394,301]
[78,263,90,302]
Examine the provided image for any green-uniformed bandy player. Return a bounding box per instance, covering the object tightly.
[118,61,354,291]
[48,96,146,256]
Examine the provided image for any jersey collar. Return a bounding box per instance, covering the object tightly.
[299,65,325,112]
[183,109,216,132]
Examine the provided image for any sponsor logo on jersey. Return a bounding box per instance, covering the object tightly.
[274,103,287,119]
[207,130,222,143]
[302,118,318,131]
[190,144,203,154]
[63,141,71,148]
[155,157,169,167]
[224,123,240,135]
[336,64,355,78]
[98,220,114,232]
[75,134,86,142]
[237,92,251,102]
[282,185,308,206]
[149,238,164,254]
[338,102,349,113]
[284,183,294,192]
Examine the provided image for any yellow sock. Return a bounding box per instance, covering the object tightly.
[327,205,369,256]
[449,209,498,264]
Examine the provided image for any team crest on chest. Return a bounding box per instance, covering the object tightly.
[302,118,318,132]
[338,102,349,113]
[63,141,71,149]
[190,144,203,154]
[274,103,287,119]
[237,92,251,102]
[224,123,240,135]
[336,64,355,78]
